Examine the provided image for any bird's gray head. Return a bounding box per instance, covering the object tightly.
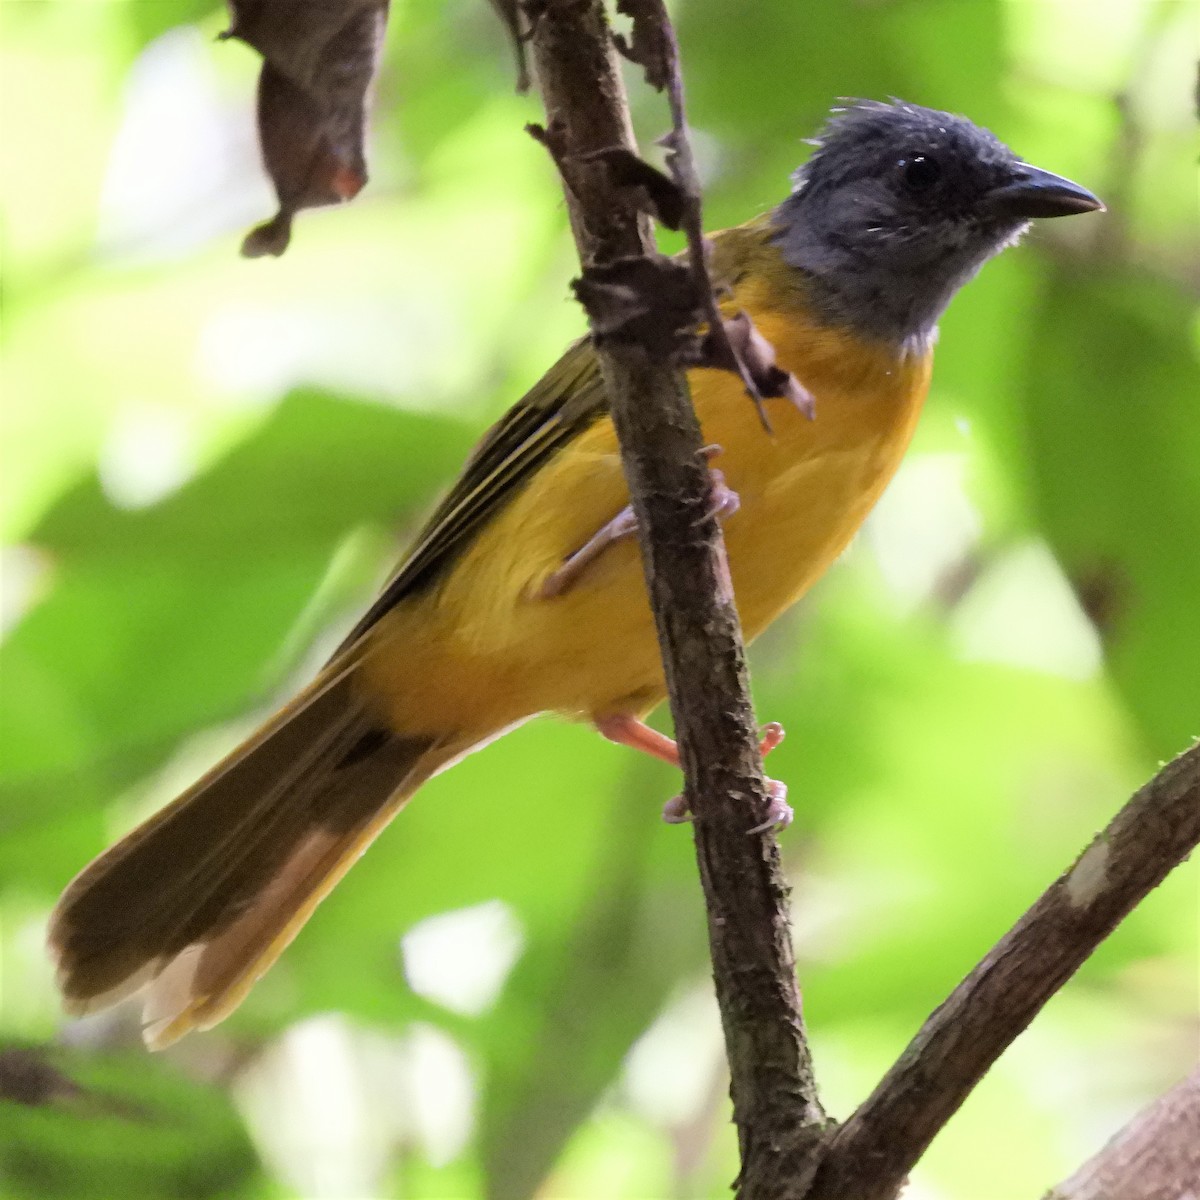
[773,100,1102,351]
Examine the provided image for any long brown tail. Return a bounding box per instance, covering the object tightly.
[48,662,455,1049]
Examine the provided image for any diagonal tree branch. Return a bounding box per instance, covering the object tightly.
[804,740,1200,1200]
[1044,1065,1200,1200]
[523,1,826,1192]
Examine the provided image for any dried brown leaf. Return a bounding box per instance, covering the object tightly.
[222,0,389,257]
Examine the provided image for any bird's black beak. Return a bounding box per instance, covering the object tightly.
[983,164,1104,220]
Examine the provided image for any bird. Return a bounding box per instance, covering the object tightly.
[48,99,1102,1048]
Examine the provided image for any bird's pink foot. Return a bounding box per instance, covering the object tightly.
[662,793,692,824]
[595,713,790,831]
[697,446,741,525]
[745,779,793,835]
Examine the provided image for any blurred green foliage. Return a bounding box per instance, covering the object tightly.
[0,1044,259,1200]
[1,1,1196,1198]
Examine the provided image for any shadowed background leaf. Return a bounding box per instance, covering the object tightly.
[0,1045,258,1200]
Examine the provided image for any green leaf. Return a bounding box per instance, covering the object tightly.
[0,390,469,890]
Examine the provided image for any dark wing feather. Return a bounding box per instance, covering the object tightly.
[331,338,609,656]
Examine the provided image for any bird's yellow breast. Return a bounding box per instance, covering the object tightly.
[362,251,931,738]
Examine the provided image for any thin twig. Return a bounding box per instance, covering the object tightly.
[653,14,771,430]
[616,0,815,431]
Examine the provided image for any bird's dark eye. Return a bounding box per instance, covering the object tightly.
[900,154,941,190]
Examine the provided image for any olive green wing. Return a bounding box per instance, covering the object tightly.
[332,337,610,656]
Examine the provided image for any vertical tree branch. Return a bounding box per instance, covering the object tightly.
[524,1,825,1191]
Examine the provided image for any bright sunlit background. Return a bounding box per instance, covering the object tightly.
[1,1,1197,1197]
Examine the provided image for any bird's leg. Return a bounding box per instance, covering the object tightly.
[535,445,738,600]
[536,506,638,600]
[593,713,792,833]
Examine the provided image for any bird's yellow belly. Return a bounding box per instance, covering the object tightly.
[363,320,930,738]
